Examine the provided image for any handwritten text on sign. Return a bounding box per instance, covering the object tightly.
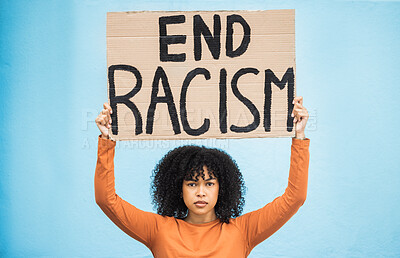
[107,10,295,140]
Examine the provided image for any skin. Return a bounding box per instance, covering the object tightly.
[95,96,309,224]
[291,96,309,140]
[95,102,113,138]
[182,167,219,224]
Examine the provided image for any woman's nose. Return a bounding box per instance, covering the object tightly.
[196,185,206,196]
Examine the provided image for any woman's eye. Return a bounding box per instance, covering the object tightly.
[206,182,214,186]
[188,183,196,187]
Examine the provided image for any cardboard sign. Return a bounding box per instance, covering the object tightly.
[107,10,296,141]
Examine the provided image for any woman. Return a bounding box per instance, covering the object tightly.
[95,96,310,257]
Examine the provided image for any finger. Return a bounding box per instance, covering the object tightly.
[96,114,105,123]
[99,118,106,127]
[292,96,303,105]
[96,115,111,130]
[296,107,308,115]
[292,108,299,117]
[99,114,109,126]
[294,108,308,115]
[105,103,112,114]
[103,114,110,124]
[294,103,303,110]
[101,109,112,123]
[293,110,302,118]
[297,112,309,118]
[295,112,308,122]
[295,107,309,115]
[103,108,111,115]
[293,108,303,113]
[294,96,303,105]
[103,102,110,110]
[291,103,305,116]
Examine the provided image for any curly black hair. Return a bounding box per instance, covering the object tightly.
[151,145,246,224]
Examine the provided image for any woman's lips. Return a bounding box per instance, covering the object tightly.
[194,201,207,208]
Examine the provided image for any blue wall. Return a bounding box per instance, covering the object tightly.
[1,0,399,257]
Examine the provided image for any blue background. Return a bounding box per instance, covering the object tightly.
[1,0,399,257]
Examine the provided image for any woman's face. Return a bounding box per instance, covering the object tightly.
[182,166,219,223]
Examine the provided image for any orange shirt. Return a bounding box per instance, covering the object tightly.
[95,136,310,257]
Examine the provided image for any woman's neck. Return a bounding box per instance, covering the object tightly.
[184,212,217,224]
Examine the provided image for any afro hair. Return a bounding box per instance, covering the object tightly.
[151,145,246,223]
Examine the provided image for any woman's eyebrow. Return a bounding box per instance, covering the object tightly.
[185,178,198,182]
[184,177,216,182]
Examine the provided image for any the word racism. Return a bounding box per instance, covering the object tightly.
[108,14,295,137]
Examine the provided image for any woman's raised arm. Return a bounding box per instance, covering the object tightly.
[233,96,310,254]
[94,103,163,248]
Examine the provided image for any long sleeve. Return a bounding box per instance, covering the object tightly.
[234,138,310,253]
[94,135,162,248]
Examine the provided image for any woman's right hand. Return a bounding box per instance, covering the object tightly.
[95,102,112,138]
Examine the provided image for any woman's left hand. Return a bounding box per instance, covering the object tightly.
[291,96,309,139]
